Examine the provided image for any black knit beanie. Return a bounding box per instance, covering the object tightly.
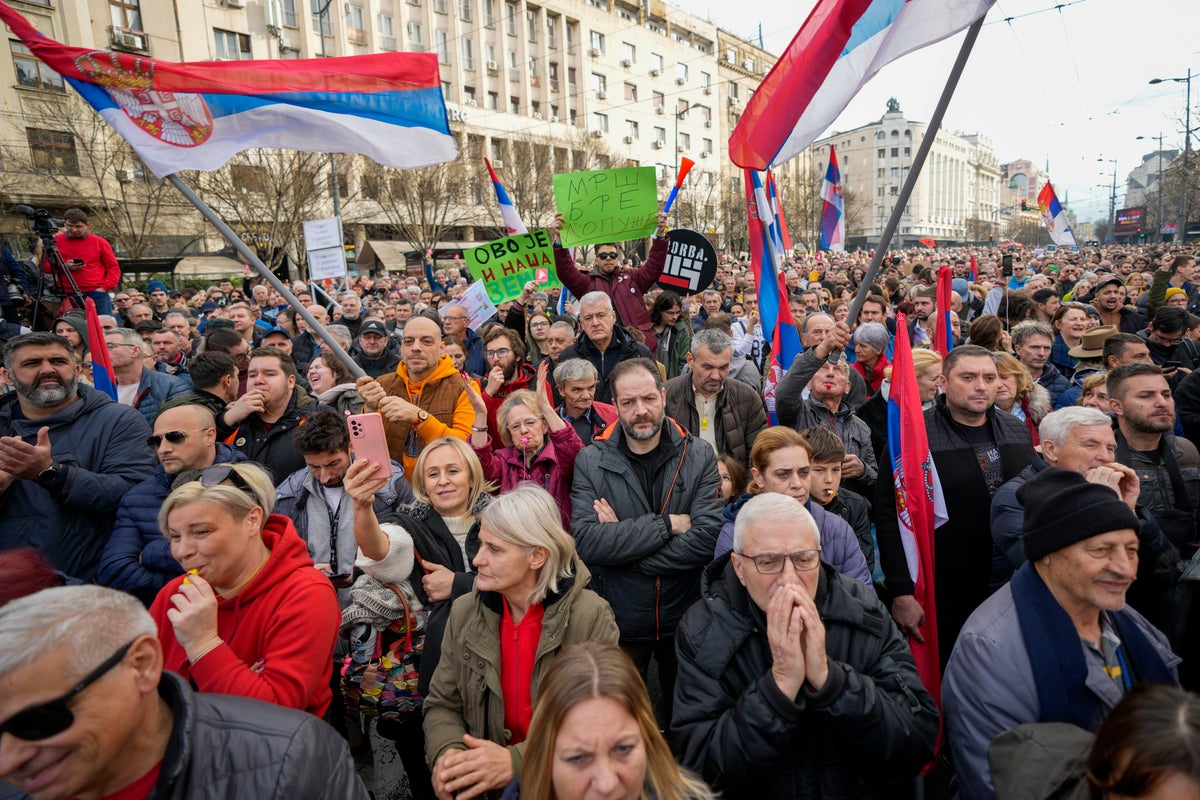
[1017,467,1140,562]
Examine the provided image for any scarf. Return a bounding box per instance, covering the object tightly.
[1011,562,1175,730]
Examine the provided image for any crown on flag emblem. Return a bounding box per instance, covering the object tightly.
[75,50,213,148]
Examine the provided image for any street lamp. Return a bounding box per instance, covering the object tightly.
[1137,133,1166,241]
[1149,68,1194,243]
[1098,157,1117,242]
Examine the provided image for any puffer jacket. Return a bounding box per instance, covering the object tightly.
[473,425,583,529]
[422,559,620,773]
[153,671,368,799]
[672,556,939,799]
[554,237,668,352]
[0,384,156,582]
[557,324,654,405]
[570,419,723,643]
[97,442,246,605]
[664,373,767,467]
[131,367,191,426]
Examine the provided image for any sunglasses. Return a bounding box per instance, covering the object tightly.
[596,252,620,259]
[199,464,255,498]
[147,430,190,448]
[0,641,133,741]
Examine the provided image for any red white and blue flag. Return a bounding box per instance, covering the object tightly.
[746,169,801,425]
[888,313,948,703]
[1037,181,1077,247]
[729,0,995,169]
[766,171,794,252]
[820,145,846,251]
[84,298,117,401]
[485,158,528,236]
[0,2,456,178]
[932,266,954,357]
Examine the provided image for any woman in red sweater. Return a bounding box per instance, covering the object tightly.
[150,462,340,716]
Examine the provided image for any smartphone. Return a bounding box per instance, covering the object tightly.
[1001,254,1014,277]
[347,412,391,473]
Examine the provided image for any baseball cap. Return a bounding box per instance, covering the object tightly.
[262,325,291,341]
[359,319,390,337]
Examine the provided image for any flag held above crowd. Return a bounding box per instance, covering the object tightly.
[485,158,529,236]
[820,145,845,252]
[728,0,996,170]
[0,0,457,178]
[1037,181,1078,248]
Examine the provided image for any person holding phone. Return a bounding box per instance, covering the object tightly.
[50,208,121,316]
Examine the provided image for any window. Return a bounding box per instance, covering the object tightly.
[435,30,449,63]
[109,0,143,34]
[11,41,64,91]
[702,137,712,154]
[377,13,393,36]
[700,70,710,89]
[589,30,604,52]
[591,72,606,93]
[569,109,577,126]
[623,82,637,101]
[528,57,538,76]
[461,38,474,69]
[890,147,898,157]
[27,128,78,175]
[546,16,557,48]
[505,3,517,35]
[625,120,639,139]
[591,112,608,132]
[679,132,690,151]
[877,149,885,158]
[675,62,687,82]
[621,41,635,62]
[485,42,496,63]
[653,125,666,144]
[433,0,447,13]
[281,47,300,58]
[213,29,251,59]
[904,147,911,156]
[407,22,422,44]
[890,186,899,195]
[345,4,365,30]
[650,52,663,72]
[676,98,688,115]
[526,9,537,41]
[877,168,885,177]
[568,66,576,89]
[459,0,471,20]
[462,86,476,105]
[565,22,576,52]
[728,82,738,99]
[483,0,495,26]
[508,50,519,69]
[652,90,664,110]
[510,96,520,113]
[281,0,298,27]
[310,0,332,35]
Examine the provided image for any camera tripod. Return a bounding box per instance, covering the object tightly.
[15,205,86,331]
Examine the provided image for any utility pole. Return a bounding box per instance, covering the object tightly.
[1150,68,1193,243]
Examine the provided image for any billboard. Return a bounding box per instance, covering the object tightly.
[1113,207,1145,235]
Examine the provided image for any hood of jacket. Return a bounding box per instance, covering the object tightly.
[722,491,825,531]
[572,322,642,359]
[395,353,460,391]
[217,514,315,608]
[153,441,246,489]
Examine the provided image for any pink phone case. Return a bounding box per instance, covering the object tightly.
[347,413,391,472]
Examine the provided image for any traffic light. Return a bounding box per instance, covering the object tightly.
[1138,228,1145,241]
[989,232,994,242]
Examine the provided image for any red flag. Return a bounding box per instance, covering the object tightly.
[968,253,978,282]
[84,298,117,400]
[932,267,953,358]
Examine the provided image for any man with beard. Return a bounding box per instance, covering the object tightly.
[334,292,364,337]
[275,410,412,598]
[0,332,156,581]
[571,357,722,725]
[908,285,937,346]
[1092,275,1145,333]
[478,326,536,441]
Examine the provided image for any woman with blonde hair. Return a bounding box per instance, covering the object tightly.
[150,462,340,716]
[992,352,1051,445]
[423,485,619,800]
[509,641,715,800]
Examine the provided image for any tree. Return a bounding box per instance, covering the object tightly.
[358,151,475,261]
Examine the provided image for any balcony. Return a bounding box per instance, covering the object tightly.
[347,27,367,46]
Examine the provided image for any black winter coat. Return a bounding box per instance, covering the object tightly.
[558,324,653,404]
[672,557,939,800]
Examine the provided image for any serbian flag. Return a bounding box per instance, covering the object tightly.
[820,145,845,251]
[888,313,948,705]
[83,298,117,401]
[485,158,528,236]
[746,169,801,425]
[0,2,456,178]
[766,171,794,251]
[969,253,978,282]
[729,0,995,169]
[932,266,954,357]
[1037,181,1077,247]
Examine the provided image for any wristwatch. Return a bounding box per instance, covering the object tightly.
[415,409,430,425]
[36,463,62,485]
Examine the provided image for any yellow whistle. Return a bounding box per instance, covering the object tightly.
[183,568,199,585]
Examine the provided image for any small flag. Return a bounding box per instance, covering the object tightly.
[0,1,456,178]
[932,266,954,358]
[1037,181,1077,247]
[766,171,794,252]
[820,145,845,251]
[84,298,117,400]
[485,157,528,236]
[969,253,978,282]
[662,157,696,215]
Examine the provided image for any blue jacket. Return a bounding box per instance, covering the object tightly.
[96,442,246,605]
[133,367,191,426]
[462,327,486,376]
[0,384,156,581]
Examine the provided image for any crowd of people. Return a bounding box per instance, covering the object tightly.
[2,207,1200,800]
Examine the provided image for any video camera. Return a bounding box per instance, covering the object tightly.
[13,204,62,238]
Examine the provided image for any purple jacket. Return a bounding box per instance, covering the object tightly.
[473,425,583,529]
[554,237,668,352]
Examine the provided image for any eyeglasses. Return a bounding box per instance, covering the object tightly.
[736,550,822,574]
[147,430,190,448]
[507,417,544,433]
[199,463,255,499]
[231,349,251,362]
[105,342,138,351]
[445,315,469,322]
[0,641,133,741]
[596,252,620,259]
[485,348,511,359]
[529,321,549,329]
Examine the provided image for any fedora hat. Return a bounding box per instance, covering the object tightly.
[1067,325,1117,359]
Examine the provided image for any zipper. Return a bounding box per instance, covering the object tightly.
[655,577,661,640]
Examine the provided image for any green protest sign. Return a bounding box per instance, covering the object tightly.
[464,229,560,304]
[552,166,658,247]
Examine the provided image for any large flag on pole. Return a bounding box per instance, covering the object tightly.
[83,298,117,400]
[766,171,794,252]
[746,169,801,425]
[485,158,528,236]
[887,313,948,705]
[0,1,456,178]
[729,0,995,170]
[1037,181,1078,247]
[932,266,954,357]
[820,145,846,251]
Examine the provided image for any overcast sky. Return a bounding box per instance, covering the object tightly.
[678,0,1197,226]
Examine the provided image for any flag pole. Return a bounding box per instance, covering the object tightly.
[165,173,366,379]
[844,17,985,326]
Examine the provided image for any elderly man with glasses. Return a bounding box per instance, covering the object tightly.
[0,585,367,800]
[672,492,939,799]
[548,210,670,353]
[441,304,485,376]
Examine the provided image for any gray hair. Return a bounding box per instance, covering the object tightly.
[549,321,576,338]
[108,326,145,351]
[1011,320,1053,348]
[554,358,599,387]
[578,291,612,312]
[702,289,722,301]
[1038,406,1113,445]
[690,329,733,357]
[732,493,820,553]
[2,331,76,371]
[0,585,156,676]
[854,322,889,352]
[479,484,577,605]
[325,324,352,351]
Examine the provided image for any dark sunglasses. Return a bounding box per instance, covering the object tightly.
[147,430,189,448]
[0,641,133,741]
[596,252,619,259]
[199,464,255,498]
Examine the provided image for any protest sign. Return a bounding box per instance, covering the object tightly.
[443,280,498,330]
[552,166,658,247]
[656,229,718,294]
[464,229,560,304]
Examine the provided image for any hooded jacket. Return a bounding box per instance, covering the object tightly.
[130,367,192,426]
[570,418,723,642]
[150,514,341,717]
[672,557,939,799]
[0,383,156,581]
[376,354,474,481]
[473,425,583,528]
[97,442,246,605]
[422,558,619,774]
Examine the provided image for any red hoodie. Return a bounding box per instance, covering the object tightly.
[150,514,340,716]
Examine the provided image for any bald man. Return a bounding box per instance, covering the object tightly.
[96,404,247,605]
[291,303,330,371]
